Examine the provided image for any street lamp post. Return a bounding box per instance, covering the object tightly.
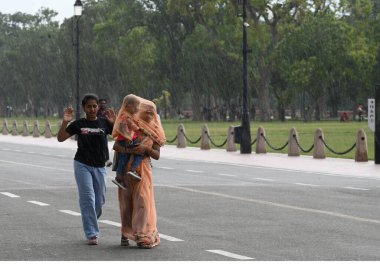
[240,0,252,154]
[74,0,83,121]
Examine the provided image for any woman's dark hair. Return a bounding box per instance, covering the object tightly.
[81,93,99,107]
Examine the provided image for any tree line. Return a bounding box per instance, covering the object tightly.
[0,0,379,121]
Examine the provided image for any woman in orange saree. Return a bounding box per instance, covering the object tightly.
[113,97,165,249]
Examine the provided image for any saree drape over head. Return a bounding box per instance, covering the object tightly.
[112,94,140,140]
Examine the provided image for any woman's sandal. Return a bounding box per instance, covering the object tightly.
[137,239,159,249]
[121,236,130,247]
[137,242,153,249]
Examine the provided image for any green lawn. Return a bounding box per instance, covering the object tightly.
[1,117,375,160]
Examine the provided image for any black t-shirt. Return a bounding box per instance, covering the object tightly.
[66,118,113,167]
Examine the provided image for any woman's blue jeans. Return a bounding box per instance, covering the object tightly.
[74,160,107,239]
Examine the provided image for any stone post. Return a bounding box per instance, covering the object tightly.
[45,121,53,138]
[226,125,237,152]
[12,120,19,136]
[288,128,300,156]
[200,124,211,150]
[313,128,326,159]
[2,120,9,135]
[177,124,186,148]
[255,126,267,154]
[355,129,368,162]
[22,121,29,136]
[33,121,40,137]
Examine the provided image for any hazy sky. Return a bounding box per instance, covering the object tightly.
[0,0,74,23]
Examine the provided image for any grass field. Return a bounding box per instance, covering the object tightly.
[1,117,375,160]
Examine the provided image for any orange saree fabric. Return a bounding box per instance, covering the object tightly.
[118,149,160,247]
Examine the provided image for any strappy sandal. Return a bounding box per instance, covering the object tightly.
[137,239,159,249]
[121,236,130,246]
[137,242,153,249]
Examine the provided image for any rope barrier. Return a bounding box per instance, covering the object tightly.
[205,131,227,148]
[166,135,178,143]
[261,134,288,151]
[180,130,201,144]
[293,134,314,153]
[0,121,362,157]
[319,136,356,155]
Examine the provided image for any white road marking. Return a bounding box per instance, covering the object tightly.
[157,166,174,170]
[255,177,275,182]
[99,220,121,227]
[294,183,320,187]
[1,192,20,198]
[218,173,236,177]
[161,185,380,225]
[185,170,203,173]
[41,153,51,156]
[59,210,81,216]
[0,159,72,172]
[206,250,254,260]
[343,187,369,191]
[1,148,11,151]
[26,151,36,154]
[159,233,184,242]
[56,155,67,157]
[99,220,184,241]
[27,201,50,206]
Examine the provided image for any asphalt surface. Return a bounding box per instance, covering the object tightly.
[0,135,380,261]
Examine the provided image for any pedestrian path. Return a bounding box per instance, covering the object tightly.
[1,135,379,179]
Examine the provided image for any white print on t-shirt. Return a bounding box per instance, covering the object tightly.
[80,128,105,135]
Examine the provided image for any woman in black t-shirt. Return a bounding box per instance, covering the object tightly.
[57,93,115,245]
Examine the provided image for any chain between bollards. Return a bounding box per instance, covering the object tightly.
[319,136,356,155]
[180,130,201,144]
[261,134,288,151]
[204,131,228,148]
[293,134,314,153]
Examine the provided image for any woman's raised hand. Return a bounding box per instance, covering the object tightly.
[105,108,116,124]
[63,107,74,122]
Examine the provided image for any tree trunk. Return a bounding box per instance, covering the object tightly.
[315,103,321,121]
[191,88,203,121]
[278,105,285,122]
[255,82,271,121]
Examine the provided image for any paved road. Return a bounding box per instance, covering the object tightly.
[0,137,380,260]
